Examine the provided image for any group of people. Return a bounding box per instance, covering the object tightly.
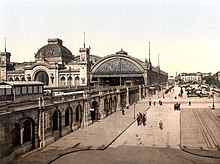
[149,100,163,106]
[137,112,147,126]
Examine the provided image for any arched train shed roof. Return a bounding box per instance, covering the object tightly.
[90,51,147,77]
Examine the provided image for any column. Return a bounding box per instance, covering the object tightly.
[116,88,121,111]
[139,85,141,101]
[126,87,129,108]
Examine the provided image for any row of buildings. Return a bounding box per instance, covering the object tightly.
[176,72,213,83]
[0,38,167,89]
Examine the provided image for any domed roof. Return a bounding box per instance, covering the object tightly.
[116,48,128,55]
[35,38,74,64]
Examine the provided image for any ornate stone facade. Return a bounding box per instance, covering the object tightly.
[0,38,101,88]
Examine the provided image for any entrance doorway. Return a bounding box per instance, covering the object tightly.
[35,71,49,85]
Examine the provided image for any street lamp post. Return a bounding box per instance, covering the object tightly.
[212,92,215,109]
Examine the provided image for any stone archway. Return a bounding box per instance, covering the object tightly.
[113,96,117,112]
[52,110,62,139]
[75,104,83,125]
[34,71,49,85]
[23,119,32,143]
[91,101,99,121]
[65,107,73,127]
[52,110,60,131]
[109,97,113,114]
[22,118,35,149]
[104,98,108,116]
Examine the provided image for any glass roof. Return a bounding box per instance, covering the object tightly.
[94,58,142,75]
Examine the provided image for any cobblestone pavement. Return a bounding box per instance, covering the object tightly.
[13,86,220,164]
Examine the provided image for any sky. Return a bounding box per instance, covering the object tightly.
[1,0,220,76]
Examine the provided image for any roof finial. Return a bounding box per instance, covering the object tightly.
[4,37,6,52]
[149,41,151,63]
[83,32,85,48]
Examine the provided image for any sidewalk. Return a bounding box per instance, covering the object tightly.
[14,99,150,164]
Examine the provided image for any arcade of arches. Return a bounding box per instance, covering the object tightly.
[9,97,119,152]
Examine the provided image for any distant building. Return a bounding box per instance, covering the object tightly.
[202,72,212,77]
[177,72,214,84]
[178,72,202,83]
[167,75,175,85]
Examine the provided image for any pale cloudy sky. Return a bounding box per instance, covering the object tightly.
[1,0,220,76]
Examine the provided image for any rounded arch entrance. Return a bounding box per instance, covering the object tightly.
[65,107,73,127]
[34,71,49,85]
[20,117,36,149]
[75,104,83,125]
[90,53,146,86]
[104,98,108,116]
[109,97,113,114]
[91,101,99,121]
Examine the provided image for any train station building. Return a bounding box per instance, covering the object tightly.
[0,38,167,89]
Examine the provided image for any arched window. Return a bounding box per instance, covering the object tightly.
[23,120,32,143]
[15,77,20,81]
[74,76,80,86]
[60,76,66,87]
[67,76,72,87]
[9,77,13,81]
[21,77,26,81]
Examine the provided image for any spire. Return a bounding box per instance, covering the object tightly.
[158,53,160,69]
[83,32,85,48]
[4,37,6,52]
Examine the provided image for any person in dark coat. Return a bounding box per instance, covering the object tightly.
[137,113,140,126]
[143,113,146,126]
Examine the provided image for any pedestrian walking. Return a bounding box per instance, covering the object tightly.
[139,112,143,124]
[159,120,163,130]
[143,113,146,126]
[188,101,191,106]
[154,101,156,106]
[122,108,125,115]
[137,113,140,126]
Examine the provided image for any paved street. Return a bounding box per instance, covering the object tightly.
[14,86,220,164]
